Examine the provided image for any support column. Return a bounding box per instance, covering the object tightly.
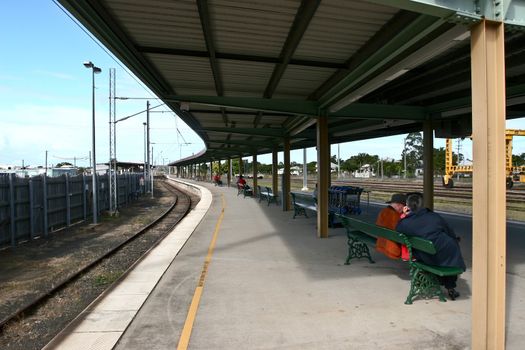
[317,115,329,238]
[272,149,278,196]
[282,139,291,211]
[471,20,506,350]
[209,161,213,181]
[423,119,434,210]
[252,154,258,196]
[227,159,231,187]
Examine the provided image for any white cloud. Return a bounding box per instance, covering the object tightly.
[34,70,75,80]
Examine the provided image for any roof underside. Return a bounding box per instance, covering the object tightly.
[59,0,525,165]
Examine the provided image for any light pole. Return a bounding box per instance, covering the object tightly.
[143,122,147,191]
[84,61,102,224]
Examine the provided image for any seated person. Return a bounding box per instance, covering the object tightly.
[213,173,222,186]
[237,175,247,188]
[396,193,466,300]
[375,193,406,259]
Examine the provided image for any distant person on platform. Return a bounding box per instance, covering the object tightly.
[213,173,222,186]
[396,192,466,300]
[375,193,406,259]
[237,175,247,188]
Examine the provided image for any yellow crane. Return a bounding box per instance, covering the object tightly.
[442,129,525,189]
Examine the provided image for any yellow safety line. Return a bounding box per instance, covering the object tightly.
[177,195,225,350]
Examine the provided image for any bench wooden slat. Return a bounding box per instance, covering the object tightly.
[413,261,464,277]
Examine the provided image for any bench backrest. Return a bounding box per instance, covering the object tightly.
[290,191,316,205]
[337,215,436,255]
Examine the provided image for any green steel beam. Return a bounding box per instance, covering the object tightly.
[331,103,427,120]
[197,0,223,97]
[201,127,286,137]
[207,139,278,148]
[366,0,525,27]
[319,14,445,108]
[167,95,320,115]
[427,83,525,114]
[264,0,321,98]
[136,46,345,69]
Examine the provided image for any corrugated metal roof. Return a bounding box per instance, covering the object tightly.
[58,0,525,165]
[295,0,398,63]
[210,0,300,56]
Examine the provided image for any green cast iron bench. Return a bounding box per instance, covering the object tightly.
[337,214,464,305]
[290,192,317,218]
[237,183,253,197]
[258,186,279,206]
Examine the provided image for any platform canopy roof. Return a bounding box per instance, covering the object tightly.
[59,0,525,165]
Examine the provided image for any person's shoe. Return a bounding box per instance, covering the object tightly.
[447,288,460,300]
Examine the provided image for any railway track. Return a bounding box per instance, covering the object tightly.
[0,179,195,350]
[289,178,525,203]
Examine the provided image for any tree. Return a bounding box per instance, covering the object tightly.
[433,146,463,176]
[401,132,423,177]
[307,161,317,174]
[56,162,73,167]
[340,153,379,174]
[513,153,525,167]
[433,147,446,176]
[383,159,402,177]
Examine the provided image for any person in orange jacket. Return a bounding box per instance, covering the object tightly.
[375,193,406,259]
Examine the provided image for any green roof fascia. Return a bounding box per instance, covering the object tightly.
[319,15,445,109]
[166,95,319,116]
[330,103,427,120]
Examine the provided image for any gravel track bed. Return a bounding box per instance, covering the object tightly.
[0,180,200,350]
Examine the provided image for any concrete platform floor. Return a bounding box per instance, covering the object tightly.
[50,178,525,349]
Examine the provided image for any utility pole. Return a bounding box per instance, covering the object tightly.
[147,101,151,195]
[302,148,308,191]
[337,143,341,179]
[45,150,48,175]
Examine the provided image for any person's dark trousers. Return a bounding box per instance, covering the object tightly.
[439,275,458,289]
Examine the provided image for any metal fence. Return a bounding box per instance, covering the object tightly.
[0,173,144,248]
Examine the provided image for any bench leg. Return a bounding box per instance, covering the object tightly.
[345,236,375,265]
[405,267,447,305]
[293,206,307,219]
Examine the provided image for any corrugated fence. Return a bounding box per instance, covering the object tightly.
[0,173,143,248]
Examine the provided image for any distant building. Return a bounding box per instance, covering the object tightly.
[354,164,375,178]
[50,166,78,177]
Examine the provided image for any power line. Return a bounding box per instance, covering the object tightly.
[52,0,157,98]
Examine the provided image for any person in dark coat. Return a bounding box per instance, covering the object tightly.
[396,193,466,300]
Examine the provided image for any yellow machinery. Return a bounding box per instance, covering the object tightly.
[442,129,525,189]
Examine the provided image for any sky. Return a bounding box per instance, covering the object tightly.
[1,1,525,168]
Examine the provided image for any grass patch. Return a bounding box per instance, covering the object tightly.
[93,271,122,286]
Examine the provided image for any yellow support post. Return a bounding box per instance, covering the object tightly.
[283,139,291,211]
[423,120,434,210]
[252,154,258,196]
[317,115,329,238]
[471,20,506,350]
[272,149,278,196]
